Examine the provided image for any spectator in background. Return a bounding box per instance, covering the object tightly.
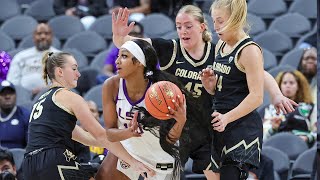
[297,47,317,103]
[263,70,316,147]
[0,80,30,149]
[151,0,193,19]
[109,0,151,22]
[53,0,108,30]
[0,147,17,180]
[97,21,144,84]
[6,23,59,97]
[298,31,316,49]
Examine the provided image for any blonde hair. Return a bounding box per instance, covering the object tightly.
[210,0,250,33]
[276,70,313,104]
[42,52,72,85]
[177,5,212,42]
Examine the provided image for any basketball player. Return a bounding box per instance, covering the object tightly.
[22,52,154,180]
[200,0,264,179]
[96,39,206,180]
[112,6,297,179]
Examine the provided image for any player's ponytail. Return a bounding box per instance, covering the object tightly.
[42,51,51,85]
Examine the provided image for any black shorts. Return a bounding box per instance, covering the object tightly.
[22,148,93,180]
[210,110,263,172]
[180,123,212,174]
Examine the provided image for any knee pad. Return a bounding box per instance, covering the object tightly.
[221,161,249,180]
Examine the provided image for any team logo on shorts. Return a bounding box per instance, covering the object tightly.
[120,160,130,169]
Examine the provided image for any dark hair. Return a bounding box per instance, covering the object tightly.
[129,21,144,36]
[130,39,210,178]
[42,51,73,85]
[0,147,14,166]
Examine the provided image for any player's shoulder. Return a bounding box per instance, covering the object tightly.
[103,75,120,98]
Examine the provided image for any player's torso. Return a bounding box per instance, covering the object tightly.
[116,78,174,170]
[213,37,259,109]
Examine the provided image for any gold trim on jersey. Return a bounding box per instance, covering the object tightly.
[58,162,80,180]
[180,40,210,67]
[234,42,262,73]
[221,137,261,161]
[219,36,250,58]
[206,156,219,170]
[160,39,177,71]
[52,88,74,115]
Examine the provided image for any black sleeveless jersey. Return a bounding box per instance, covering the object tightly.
[151,38,215,109]
[213,37,261,110]
[26,87,77,153]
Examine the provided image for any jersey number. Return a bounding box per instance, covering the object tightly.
[185,82,202,97]
[215,74,223,92]
[29,98,46,122]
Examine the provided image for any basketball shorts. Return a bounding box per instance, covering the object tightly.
[180,122,212,173]
[116,159,173,180]
[209,110,263,172]
[22,147,93,180]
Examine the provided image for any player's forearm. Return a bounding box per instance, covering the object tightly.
[113,35,132,48]
[106,141,136,165]
[106,128,133,142]
[264,71,282,97]
[225,93,263,124]
[166,120,186,144]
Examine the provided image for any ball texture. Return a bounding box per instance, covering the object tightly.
[145,81,183,120]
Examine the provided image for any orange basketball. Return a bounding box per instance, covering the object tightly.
[145,81,183,120]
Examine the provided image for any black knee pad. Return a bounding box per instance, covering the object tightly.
[220,161,249,180]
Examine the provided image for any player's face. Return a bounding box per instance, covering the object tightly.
[0,88,16,110]
[280,73,298,100]
[301,48,317,76]
[116,48,143,78]
[176,12,205,50]
[212,8,231,41]
[60,56,81,89]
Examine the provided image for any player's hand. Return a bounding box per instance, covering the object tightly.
[200,67,216,95]
[129,158,155,178]
[167,94,186,123]
[270,117,282,130]
[211,111,228,132]
[271,94,298,114]
[112,7,135,38]
[126,112,143,137]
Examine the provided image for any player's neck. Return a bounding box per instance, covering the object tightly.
[185,41,206,60]
[125,77,149,93]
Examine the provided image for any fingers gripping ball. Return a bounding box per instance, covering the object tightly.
[145,81,183,120]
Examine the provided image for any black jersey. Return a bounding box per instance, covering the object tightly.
[151,38,214,109]
[152,38,214,172]
[26,87,77,153]
[213,37,261,110]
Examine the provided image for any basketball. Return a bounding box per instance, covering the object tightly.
[145,81,183,120]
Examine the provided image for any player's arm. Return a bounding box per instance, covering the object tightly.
[102,76,141,142]
[264,71,298,114]
[166,95,187,143]
[112,7,151,47]
[222,45,264,124]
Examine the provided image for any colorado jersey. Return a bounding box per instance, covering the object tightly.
[213,36,262,110]
[116,78,174,173]
[152,38,214,109]
[26,87,77,153]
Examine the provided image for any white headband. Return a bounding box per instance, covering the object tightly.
[121,41,146,66]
